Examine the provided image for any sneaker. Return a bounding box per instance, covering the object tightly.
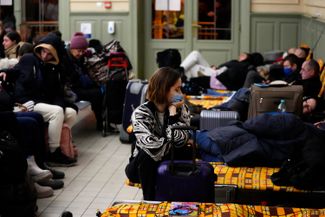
[44,163,65,179]
[30,170,53,182]
[34,182,54,198]
[38,179,64,190]
[47,148,77,167]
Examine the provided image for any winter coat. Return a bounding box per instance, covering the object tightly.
[131,101,191,161]
[205,113,310,167]
[5,34,75,110]
[63,48,96,89]
[295,76,321,99]
[216,60,253,90]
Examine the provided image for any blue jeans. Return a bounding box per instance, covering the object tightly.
[196,130,224,162]
[15,112,47,165]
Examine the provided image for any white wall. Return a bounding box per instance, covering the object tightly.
[251,0,302,13]
[252,0,325,21]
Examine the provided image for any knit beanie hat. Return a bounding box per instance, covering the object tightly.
[70,32,88,49]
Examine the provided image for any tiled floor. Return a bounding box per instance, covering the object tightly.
[36,108,142,217]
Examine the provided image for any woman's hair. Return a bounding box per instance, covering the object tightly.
[5,31,21,44]
[18,42,33,57]
[147,67,181,105]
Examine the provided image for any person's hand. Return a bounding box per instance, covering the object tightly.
[0,72,7,81]
[169,94,184,116]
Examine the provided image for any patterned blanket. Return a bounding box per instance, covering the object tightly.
[98,201,325,217]
[126,162,305,193]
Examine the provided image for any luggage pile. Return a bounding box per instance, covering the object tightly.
[85,40,133,137]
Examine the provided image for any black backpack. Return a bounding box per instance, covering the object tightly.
[0,131,37,217]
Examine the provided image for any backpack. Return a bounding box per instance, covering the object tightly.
[0,131,37,217]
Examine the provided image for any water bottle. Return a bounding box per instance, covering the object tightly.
[277,99,286,112]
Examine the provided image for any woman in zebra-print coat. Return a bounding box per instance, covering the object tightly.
[125,67,192,200]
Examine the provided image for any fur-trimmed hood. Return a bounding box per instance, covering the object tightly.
[34,34,61,65]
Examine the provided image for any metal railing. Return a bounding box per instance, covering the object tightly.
[24,21,58,36]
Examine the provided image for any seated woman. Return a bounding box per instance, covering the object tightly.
[125,67,192,200]
[63,32,104,131]
[2,31,25,59]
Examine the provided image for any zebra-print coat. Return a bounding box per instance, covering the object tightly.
[131,101,191,161]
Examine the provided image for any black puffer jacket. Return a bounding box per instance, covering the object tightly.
[216,60,253,90]
[207,113,309,167]
[6,34,76,110]
[205,112,325,190]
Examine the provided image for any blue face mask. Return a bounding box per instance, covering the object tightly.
[171,94,184,103]
[283,67,293,77]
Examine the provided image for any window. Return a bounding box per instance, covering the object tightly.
[23,0,58,36]
[198,0,231,40]
[151,0,184,39]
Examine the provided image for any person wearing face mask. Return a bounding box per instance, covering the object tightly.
[125,67,192,200]
[243,54,301,87]
[281,54,301,83]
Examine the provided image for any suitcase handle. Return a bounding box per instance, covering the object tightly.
[170,125,197,174]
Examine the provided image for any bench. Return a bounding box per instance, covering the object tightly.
[74,100,92,123]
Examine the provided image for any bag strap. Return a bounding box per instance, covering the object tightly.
[169,125,197,174]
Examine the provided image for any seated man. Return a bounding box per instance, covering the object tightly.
[295,59,322,122]
[1,33,78,166]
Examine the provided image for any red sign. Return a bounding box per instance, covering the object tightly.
[104,1,112,9]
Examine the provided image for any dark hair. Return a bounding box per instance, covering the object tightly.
[18,42,33,57]
[283,53,301,68]
[147,67,181,105]
[283,53,299,64]
[5,31,21,44]
[89,39,103,54]
[250,52,264,67]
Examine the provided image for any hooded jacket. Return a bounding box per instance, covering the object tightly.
[6,34,72,109]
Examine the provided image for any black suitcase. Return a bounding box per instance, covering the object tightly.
[119,80,148,143]
[200,110,239,130]
[155,126,216,202]
[102,79,127,137]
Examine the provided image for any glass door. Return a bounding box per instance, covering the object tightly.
[197,0,231,40]
[142,0,240,79]
[151,0,185,39]
[22,0,58,37]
